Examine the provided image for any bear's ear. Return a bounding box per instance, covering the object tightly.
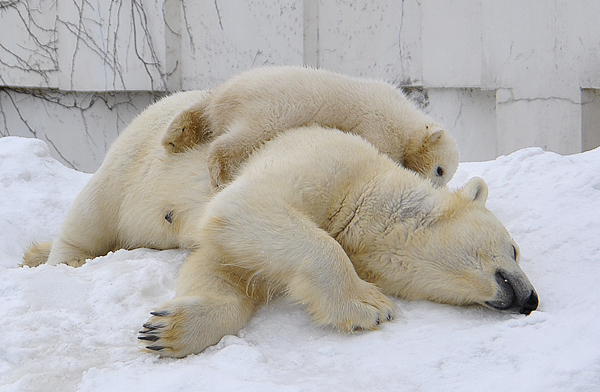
[461,177,488,206]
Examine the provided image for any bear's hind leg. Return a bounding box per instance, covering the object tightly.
[21,242,53,267]
[45,237,99,267]
[162,100,213,153]
[139,249,259,358]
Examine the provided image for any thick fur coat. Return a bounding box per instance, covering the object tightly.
[24,91,537,358]
[161,66,460,188]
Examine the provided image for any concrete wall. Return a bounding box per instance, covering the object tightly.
[1,0,598,172]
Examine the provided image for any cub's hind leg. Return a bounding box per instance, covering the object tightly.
[207,121,281,188]
[162,99,213,153]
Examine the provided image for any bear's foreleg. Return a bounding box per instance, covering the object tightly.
[139,248,260,358]
[205,201,397,333]
[282,233,396,332]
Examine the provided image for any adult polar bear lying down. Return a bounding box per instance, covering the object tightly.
[23,91,538,358]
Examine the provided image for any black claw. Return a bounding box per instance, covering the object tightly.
[146,345,165,351]
[387,312,393,321]
[139,328,159,335]
[150,310,171,317]
[142,322,164,330]
[375,317,380,326]
[139,335,160,342]
[164,211,174,224]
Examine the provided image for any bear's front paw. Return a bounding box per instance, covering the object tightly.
[138,297,230,358]
[311,282,397,332]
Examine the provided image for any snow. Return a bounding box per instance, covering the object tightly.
[1,135,599,392]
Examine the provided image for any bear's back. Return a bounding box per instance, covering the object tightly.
[206,66,431,140]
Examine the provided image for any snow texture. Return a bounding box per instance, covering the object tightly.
[0,136,599,392]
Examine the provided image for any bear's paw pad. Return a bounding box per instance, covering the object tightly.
[162,109,211,154]
[161,125,195,153]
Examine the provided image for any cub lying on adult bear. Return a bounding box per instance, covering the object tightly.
[161,66,459,188]
[23,91,538,358]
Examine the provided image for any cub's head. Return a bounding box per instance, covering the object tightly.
[353,177,538,315]
[404,128,460,187]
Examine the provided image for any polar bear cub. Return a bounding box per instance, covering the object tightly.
[161,66,460,188]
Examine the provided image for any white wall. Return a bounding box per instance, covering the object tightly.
[1,0,598,171]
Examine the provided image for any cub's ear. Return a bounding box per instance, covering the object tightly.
[461,177,488,206]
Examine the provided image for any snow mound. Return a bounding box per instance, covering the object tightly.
[1,137,599,391]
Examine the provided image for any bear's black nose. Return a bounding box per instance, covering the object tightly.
[519,291,539,315]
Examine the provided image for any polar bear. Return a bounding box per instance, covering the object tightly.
[161,66,460,188]
[23,91,538,359]
[22,90,216,268]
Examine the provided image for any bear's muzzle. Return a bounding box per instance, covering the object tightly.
[485,270,539,315]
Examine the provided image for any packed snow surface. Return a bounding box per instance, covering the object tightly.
[1,136,599,391]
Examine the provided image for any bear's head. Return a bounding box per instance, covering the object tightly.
[348,177,538,315]
[404,128,460,187]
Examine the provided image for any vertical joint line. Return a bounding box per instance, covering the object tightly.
[303,0,319,68]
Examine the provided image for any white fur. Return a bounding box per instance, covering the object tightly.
[25,91,536,358]
[162,66,460,188]
[43,90,214,267]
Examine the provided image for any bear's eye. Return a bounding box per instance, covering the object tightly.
[511,245,518,261]
[436,167,444,177]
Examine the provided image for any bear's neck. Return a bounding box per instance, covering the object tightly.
[330,170,443,257]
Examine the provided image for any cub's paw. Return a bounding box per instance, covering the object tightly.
[312,282,397,332]
[138,297,227,358]
[162,107,211,153]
